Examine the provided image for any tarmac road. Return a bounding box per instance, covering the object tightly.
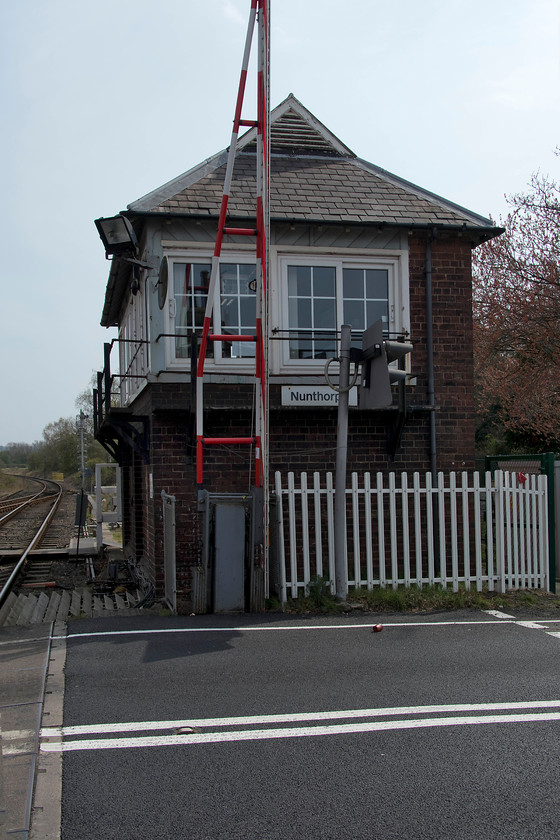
[29,610,560,839]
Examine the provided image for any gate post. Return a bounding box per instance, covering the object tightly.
[161,490,177,613]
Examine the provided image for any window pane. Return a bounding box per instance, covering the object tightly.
[313,266,335,297]
[240,297,255,327]
[231,341,255,359]
[220,264,238,295]
[238,264,256,293]
[366,300,389,326]
[343,299,365,330]
[366,269,388,299]
[289,297,311,328]
[288,265,311,297]
[221,297,238,327]
[343,268,363,299]
[290,337,313,359]
[313,297,336,329]
[314,332,336,359]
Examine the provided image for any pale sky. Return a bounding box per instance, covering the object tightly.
[1,0,559,445]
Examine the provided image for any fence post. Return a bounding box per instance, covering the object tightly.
[334,325,351,600]
[274,472,287,604]
[495,471,506,593]
[541,453,556,592]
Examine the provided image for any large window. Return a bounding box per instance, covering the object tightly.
[170,260,257,361]
[165,251,407,373]
[283,258,392,363]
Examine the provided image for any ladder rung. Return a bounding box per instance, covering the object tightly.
[223,227,258,236]
[202,437,257,446]
[208,334,257,342]
[239,119,258,127]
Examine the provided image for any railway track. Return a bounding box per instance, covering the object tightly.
[0,474,146,626]
[0,478,68,593]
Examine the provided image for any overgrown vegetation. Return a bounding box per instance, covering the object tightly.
[1,385,112,486]
[473,162,560,454]
[278,583,560,614]
[0,471,27,497]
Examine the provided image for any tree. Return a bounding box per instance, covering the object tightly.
[473,166,560,451]
[0,442,36,467]
[28,418,80,476]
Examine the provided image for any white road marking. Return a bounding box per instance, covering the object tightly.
[40,700,560,739]
[40,710,560,753]
[56,618,524,642]
[55,616,560,643]
[516,620,549,630]
[2,729,36,755]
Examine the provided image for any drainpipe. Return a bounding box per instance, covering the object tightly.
[425,233,437,477]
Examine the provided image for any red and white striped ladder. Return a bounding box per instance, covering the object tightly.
[195,0,269,491]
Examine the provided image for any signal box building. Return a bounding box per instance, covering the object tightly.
[94,95,500,613]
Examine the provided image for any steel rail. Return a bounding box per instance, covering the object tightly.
[0,491,60,527]
[0,483,64,608]
[0,475,58,522]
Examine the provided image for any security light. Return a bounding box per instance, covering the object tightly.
[95,215,139,258]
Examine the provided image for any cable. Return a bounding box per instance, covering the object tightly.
[324,357,360,392]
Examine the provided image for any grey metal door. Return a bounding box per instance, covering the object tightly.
[213,501,246,612]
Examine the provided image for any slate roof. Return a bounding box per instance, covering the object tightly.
[128,94,496,230]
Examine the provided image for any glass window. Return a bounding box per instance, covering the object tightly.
[219,263,256,358]
[286,261,391,362]
[288,265,336,359]
[173,262,211,359]
[170,260,256,361]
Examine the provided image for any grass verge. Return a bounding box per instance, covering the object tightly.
[277,583,560,615]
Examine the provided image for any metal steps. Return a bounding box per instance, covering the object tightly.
[0,586,145,627]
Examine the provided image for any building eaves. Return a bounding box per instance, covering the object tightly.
[129,149,229,214]
[100,257,130,328]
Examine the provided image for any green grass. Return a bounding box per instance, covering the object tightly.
[278,583,560,614]
[0,471,27,497]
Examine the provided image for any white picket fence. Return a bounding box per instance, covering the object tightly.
[273,470,549,600]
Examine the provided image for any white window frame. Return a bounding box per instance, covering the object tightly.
[272,249,409,375]
[164,251,258,371]
[118,277,148,404]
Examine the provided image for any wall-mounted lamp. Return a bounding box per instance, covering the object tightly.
[94,214,153,269]
[95,215,138,257]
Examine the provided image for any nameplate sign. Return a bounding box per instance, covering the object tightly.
[281,385,358,407]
